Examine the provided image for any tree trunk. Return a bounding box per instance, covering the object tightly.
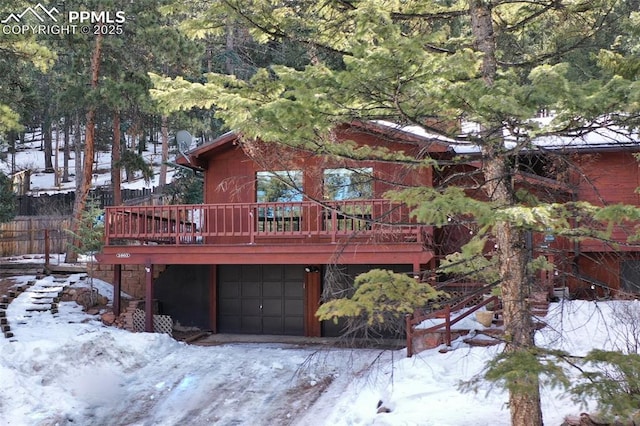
[8,131,17,174]
[159,115,169,188]
[112,110,122,205]
[66,29,103,263]
[469,1,543,424]
[225,21,235,75]
[54,121,60,186]
[43,112,54,173]
[74,112,82,190]
[63,117,70,183]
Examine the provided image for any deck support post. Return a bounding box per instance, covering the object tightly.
[413,261,421,282]
[145,262,153,332]
[113,264,122,316]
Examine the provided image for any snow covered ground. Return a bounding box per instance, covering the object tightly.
[1,129,173,194]
[0,135,629,424]
[0,264,632,425]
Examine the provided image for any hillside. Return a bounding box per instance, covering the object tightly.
[0,129,176,195]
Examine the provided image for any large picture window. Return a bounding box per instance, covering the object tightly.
[256,171,303,232]
[256,171,303,202]
[323,168,374,232]
[323,168,373,200]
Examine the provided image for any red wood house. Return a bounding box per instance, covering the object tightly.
[97,122,449,336]
[96,119,640,338]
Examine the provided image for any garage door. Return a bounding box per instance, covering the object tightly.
[218,265,304,335]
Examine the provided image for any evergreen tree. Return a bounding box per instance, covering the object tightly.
[151,1,640,422]
[0,172,16,223]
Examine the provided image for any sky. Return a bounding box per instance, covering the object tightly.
[0,261,632,426]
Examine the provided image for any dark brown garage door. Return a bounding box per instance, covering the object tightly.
[218,265,304,335]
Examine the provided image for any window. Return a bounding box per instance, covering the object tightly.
[256,171,303,202]
[323,168,374,232]
[256,171,303,232]
[323,168,373,200]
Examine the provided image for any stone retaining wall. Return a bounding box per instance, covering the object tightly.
[93,264,167,299]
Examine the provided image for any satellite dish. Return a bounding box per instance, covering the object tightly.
[176,130,193,163]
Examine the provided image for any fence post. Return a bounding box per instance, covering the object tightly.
[28,217,34,254]
[44,229,50,269]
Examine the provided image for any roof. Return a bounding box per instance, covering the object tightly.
[451,116,640,154]
[182,121,454,164]
[182,117,640,167]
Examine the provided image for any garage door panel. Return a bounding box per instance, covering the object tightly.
[243,265,261,280]
[284,282,303,298]
[262,317,283,334]
[284,299,303,316]
[241,299,261,315]
[219,284,239,298]
[263,267,283,281]
[284,267,304,280]
[218,267,239,282]
[241,316,262,333]
[218,265,304,335]
[219,316,241,333]
[284,317,304,335]
[262,299,282,316]
[242,282,261,297]
[219,299,241,315]
[262,282,283,297]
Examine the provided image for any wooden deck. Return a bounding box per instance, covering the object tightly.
[99,199,434,265]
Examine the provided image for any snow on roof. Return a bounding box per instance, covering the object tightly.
[371,120,458,145]
[373,117,640,155]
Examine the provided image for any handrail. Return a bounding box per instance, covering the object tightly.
[406,294,500,357]
[104,199,426,246]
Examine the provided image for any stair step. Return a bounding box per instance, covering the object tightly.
[4,331,13,338]
[26,308,49,312]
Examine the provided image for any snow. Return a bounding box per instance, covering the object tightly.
[0,263,632,425]
[1,129,174,194]
[0,129,633,424]
[373,116,640,155]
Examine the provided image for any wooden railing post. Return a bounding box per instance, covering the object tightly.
[249,209,255,244]
[406,314,413,357]
[331,208,337,243]
[445,304,452,347]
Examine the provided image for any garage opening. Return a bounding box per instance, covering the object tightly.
[218,265,304,335]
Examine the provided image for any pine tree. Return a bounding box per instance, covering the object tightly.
[66,199,104,290]
[0,172,16,223]
[150,1,640,423]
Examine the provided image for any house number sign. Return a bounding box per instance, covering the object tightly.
[116,253,131,258]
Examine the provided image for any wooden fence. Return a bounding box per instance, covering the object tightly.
[0,216,71,257]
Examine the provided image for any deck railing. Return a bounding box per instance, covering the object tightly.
[104,199,426,246]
